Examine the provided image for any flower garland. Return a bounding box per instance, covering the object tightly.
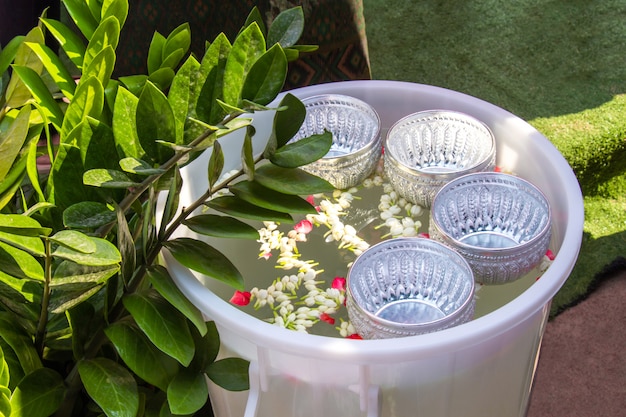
[228,166,556,338]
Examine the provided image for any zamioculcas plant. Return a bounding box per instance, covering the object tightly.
[0,1,331,416]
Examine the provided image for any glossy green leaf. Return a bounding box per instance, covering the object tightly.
[270,131,333,168]
[60,75,104,139]
[9,368,65,417]
[50,230,96,254]
[267,6,304,48]
[40,18,86,70]
[0,35,24,76]
[83,168,138,188]
[0,155,27,212]
[48,283,102,314]
[24,126,46,204]
[263,93,305,159]
[183,214,258,240]
[78,358,139,417]
[162,23,191,63]
[113,87,145,160]
[243,7,266,35]
[63,0,99,39]
[11,66,63,131]
[147,265,207,336]
[229,181,317,214]
[115,203,135,285]
[0,390,9,417]
[123,290,195,366]
[147,67,175,92]
[83,15,120,71]
[63,201,117,229]
[3,27,44,109]
[168,55,201,144]
[0,104,30,183]
[196,33,232,125]
[0,215,48,257]
[206,196,293,223]
[164,237,244,290]
[24,42,76,99]
[82,45,115,87]
[147,32,167,74]
[101,0,129,28]
[223,22,265,107]
[0,315,42,375]
[254,164,335,195]
[160,48,185,72]
[52,235,121,266]
[208,140,224,190]
[206,358,250,391]
[0,270,41,304]
[241,44,287,105]
[119,157,164,175]
[51,262,119,287]
[166,369,208,415]
[0,347,9,388]
[0,241,44,281]
[105,322,179,392]
[158,166,181,238]
[136,81,176,163]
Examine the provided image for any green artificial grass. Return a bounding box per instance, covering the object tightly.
[363,0,626,315]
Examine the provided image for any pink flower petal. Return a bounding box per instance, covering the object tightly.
[417,232,430,239]
[306,195,316,205]
[320,312,335,325]
[347,333,363,340]
[494,166,503,172]
[545,249,555,261]
[331,277,346,291]
[294,219,313,234]
[230,290,251,306]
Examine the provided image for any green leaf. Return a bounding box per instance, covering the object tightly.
[205,196,293,223]
[168,55,201,144]
[0,103,31,182]
[207,140,224,190]
[196,33,232,125]
[63,0,99,39]
[163,237,244,290]
[160,48,185,72]
[119,157,164,175]
[112,87,145,160]
[0,315,42,375]
[147,66,175,92]
[82,45,116,87]
[63,201,117,229]
[267,6,305,48]
[51,262,119,287]
[83,15,120,71]
[183,214,258,240]
[242,125,255,179]
[9,368,65,417]
[0,35,24,76]
[243,7,266,35]
[83,168,139,188]
[24,42,76,99]
[52,235,121,266]
[147,32,167,74]
[136,81,177,163]
[78,358,139,417]
[206,358,250,391]
[263,93,306,159]
[11,66,64,131]
[123,290,195,366]
[147,265,207,336]
[4,27,44,109]
[0,241,44,281]
[241,44,287,106]
[50,230,97,254]
[162,23,191,66]
[48,283,103,314]
[60,75,104,139]
[191,321,220,371]
[229,181,317,214]
[101,0,129,28]
[158,167,182,238]
[40,18,86,70]
[0,214,47,257]
[115,203,135,285]
[254,164,335,195]
[105,322,179,392]
[223,22,266,107]
[166,369,208,415]
[270,131,333,168]
[0,155,27,212]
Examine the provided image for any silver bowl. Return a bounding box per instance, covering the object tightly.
[346,237,475,339]
[384,110,496,207]
[289,94,382,189]
[429,172,552,285]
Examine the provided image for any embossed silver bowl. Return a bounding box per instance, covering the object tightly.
[384,110,496,207]
[346,237,475,339]
[429,172,552,285]
[288,94,382,189]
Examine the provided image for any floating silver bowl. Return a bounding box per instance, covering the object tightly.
[346,237,476,339]
[384,110,496,207]
[289,94,382,189]
[429,172,552,285]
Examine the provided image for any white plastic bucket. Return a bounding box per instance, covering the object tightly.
[164,81,584,417]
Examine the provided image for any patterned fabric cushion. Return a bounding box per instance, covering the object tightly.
[114,0,371,88]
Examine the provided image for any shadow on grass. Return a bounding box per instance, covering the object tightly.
[364,0,626,120]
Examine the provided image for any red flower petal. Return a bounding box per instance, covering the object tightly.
[294,219,313,234]
[417,232,430,239]
[320,312,335,325]
[347,333,363,339]
[230,290,251,306]
[545,249,555,261]
[331,277,346,291]
[494,166,503,172]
